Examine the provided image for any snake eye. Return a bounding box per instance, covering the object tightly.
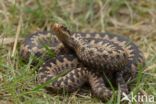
[61,25,68,31]
[53,23,71,36]
[61,25,71,35]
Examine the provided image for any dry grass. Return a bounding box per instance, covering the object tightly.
[0,0,156,104]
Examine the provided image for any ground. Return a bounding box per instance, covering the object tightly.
[0,0,156,104]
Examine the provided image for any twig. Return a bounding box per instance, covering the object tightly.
[11,16,22,57]
[0,37,23,45]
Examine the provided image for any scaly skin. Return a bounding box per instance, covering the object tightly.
[20,24,144,101]
[52,23,144,94]
[52,24,129,71]
[37,54,112,101]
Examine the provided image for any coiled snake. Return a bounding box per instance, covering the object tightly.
[20,23,144,101]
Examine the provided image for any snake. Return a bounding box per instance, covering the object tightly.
[20,23,145,101]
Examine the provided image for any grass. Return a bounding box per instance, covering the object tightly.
[0,0,156,104]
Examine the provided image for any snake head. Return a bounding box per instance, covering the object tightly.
[52,23,73,47]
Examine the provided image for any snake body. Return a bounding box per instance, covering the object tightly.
[20,24,144,101]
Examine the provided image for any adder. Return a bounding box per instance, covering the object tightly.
[20,23,144,101]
